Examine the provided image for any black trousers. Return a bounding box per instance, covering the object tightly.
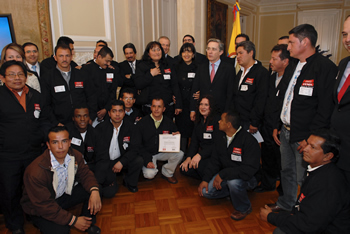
[0,158,33,230]
[180,157,211,180]
[30,184,94,234]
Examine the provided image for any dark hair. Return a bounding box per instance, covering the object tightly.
[195,95,217,125]
[108,99,125,112]
[22,42,39,51]
[183,34,195,43]
[72,104,89,114]
[178,43,196,63]
[47,126,70,141]
[289,24,317,47]
[236,41,256,59]
[57,36,74,46]
[271,44,290,61]
[223,110,241,129]
[151,97,165,107]
[141,41,165,62]
[97,46,114,58]
[120,88,135,99]
[54,43,72,55]
[96,40,108,47]
[0,60,27,77]
[123,43,137,54]
[278,36,289,41]
[235,34,250,42]
[310,128,341,162]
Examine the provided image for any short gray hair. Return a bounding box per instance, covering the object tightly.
[207,38,224,51]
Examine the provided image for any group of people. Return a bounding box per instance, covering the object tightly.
[1,18,350,234]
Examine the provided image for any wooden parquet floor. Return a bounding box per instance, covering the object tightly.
[0,167,279,233]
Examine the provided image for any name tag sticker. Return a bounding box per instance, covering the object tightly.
[123,136,130,143]
[34,110,40,118]
[54,85,65,93]
[71,137,82,146]
[75,82,84,88]
[106,73,114,83]
[123,143,129,150]
[299,87,313,96]
[206,125,213,132]
[34,104,41,110]
[164,68,171,74]
[231,154,242,162]
[240,85,248,91]
[203,133,212,139]
[245,78,254,85]
[188,72,196,78]
[163,74,171,80]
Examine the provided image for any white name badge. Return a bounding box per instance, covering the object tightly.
[107,73,114,79]
[71,137,82,146]
[299,86,313,96]
[240,85,248,91]
[231,154,242,162]
[123,143,129,150]
[54,85,66,93]
[203,133,212,139]
[163,74,171,80]
[188,73,196,78]
[34,110,40,119]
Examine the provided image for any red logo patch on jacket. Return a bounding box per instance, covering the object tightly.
[163,131,169,134]
[164,68,171,74]
[87,146,94,152]
[232,147,242,155]
[123,136,130,143]
[298,193,305,203]
[75,82,84,88]
[245,78,254,85]
[34,104,41,110]
[302,79,314,87]
[206,125,213,132]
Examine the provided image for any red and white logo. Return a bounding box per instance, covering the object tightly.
[75,82,84,88]
[302,79,314,87]
[163,131,169,134]
[123,136,130,142]
[298,193,306,203]
[34,104,41,110]
[245,78,254,85]
[206,125,213,132]
[164,68,171,74]
[232,147,242,155]
[87,146,94,152]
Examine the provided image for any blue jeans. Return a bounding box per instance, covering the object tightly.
[202,174,257,212]
[276,127,306,211]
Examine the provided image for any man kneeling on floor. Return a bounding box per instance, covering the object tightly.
[260,129,350,233]
[198,110,260,220]
[21,126,102,234]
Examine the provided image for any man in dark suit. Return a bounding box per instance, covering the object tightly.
[95,100,143,193]
[190,38,234,120]
[331,15,350,183]
[22,42,40,79]
[232,41,269,133]
[158,36,174,65]
[119,43,140,93]
[268,24,337,213]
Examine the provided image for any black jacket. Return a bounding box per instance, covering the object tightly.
[274,53,337,143]
[202,128,260,182]
[232,60,269,127]
[40,56,78,77]
[268,163,350,233]
[190,60,234,113]
[41,66,97,125]
[0,85,48,161]
[119,59,141,91]
[124,107,143,125]
[134,115,178,166]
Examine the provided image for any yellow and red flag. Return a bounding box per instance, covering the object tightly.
[227,2,241,57]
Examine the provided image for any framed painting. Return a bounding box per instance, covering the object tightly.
[207,0,228,51]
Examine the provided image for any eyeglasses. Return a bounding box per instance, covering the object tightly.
[123,97,134,101]
[5,72,26,79]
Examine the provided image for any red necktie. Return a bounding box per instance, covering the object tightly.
[338,73,350,102]
[210,63,215,83]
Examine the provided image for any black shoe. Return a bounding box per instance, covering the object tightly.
[123,180,138,193]
[87,224,101,234]
[253,186,275,193]
[11,228,25,234]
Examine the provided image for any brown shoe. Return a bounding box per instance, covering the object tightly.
[267,203,285,212]
[230,207,252,221]
[161,175,178,184]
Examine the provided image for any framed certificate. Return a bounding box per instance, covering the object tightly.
[158,134,181,152]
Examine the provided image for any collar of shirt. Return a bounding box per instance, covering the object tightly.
[129,60,136,66]
[307,164,324,172]
[209,59,221,72]
[125,108,134,116]
[150,114,163,126]
[26,61,39,71]
[240,60,257,73]
[56,64,71,77]
[110,119,123,132]
[50,150,71,170]
[226,126,242,146]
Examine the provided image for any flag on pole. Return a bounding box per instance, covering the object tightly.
[227,2,241,57]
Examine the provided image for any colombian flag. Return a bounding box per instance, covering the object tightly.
[227,2,241,57]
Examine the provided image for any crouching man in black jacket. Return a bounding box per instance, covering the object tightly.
[198,110,260,221]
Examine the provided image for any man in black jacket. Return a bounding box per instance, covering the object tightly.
[119,43,140,93]
[134,98,183,184]
[0,61,48,234]
[232,41,269,133]
[119,88,143,125]
[260,129,350,233]
[95,100,143,193]
[269,24,338,213]
[41,44,97,126]
[198,111,260,221]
